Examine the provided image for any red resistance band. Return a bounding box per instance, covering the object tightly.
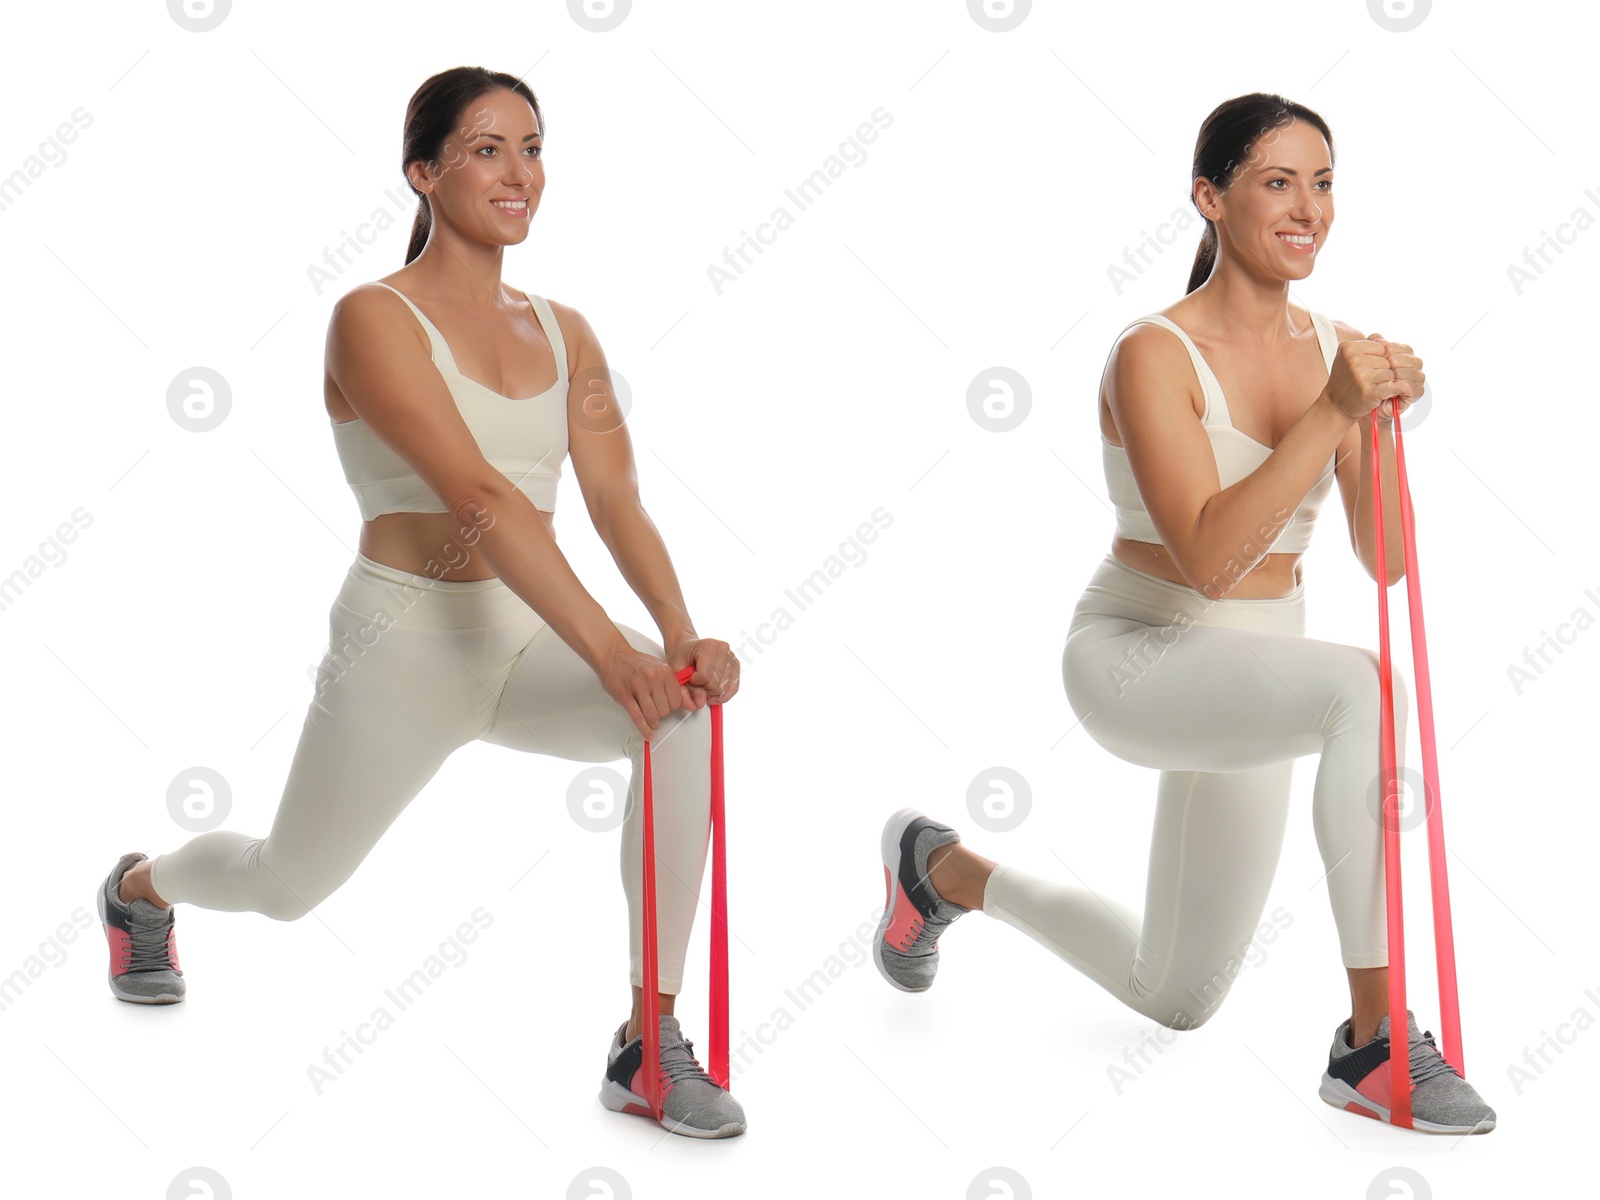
[1371,403,1464,1130]
[639,664,729,1121]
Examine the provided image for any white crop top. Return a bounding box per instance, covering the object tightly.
[330,281,570,520]
[1100,310,1337,556]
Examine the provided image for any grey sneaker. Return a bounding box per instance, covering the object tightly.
[1319,1009,1495,1134]
[97,852,185,1004]
[599,1013,746,1138]
[874,808,970,993]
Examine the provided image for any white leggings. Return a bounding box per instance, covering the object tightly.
[982,553,1407,1029]
[149,552,713,994]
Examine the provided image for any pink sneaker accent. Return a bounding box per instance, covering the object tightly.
[630,1065,676,1107]
[1354,1056,1408,1110]
[883,877,926,953]
[104,926,132,977]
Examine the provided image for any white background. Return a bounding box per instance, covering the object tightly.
[1,1,1593,1197]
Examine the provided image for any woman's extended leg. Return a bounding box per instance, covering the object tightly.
[142,560,507,919]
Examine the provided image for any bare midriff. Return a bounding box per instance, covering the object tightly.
[1109,533,1303,600]
[325,378,553,583]
[1101,396,1306,601]
[354,509,550,582]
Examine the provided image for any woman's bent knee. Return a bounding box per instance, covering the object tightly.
[261,895,314,922]
[250,856,339,922]
[1145,969,1242,1031]
[1161,1002,1221,1032]
[1325,646,1409,741]
[255,875,324,921]
[635,696,713,759]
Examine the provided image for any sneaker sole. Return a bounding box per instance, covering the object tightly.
[596,1080,746,1138]
[873,806,938,994]
[1318,1073,1495,1134]
[106,982,184,1004]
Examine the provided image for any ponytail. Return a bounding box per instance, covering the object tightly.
[406,197,432,265]
[1186,220,1218,295]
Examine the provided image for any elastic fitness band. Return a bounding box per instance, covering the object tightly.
[639,664,729,1120]
[1371,400,1464,1130]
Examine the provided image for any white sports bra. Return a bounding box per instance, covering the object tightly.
[329,281,570,520]
[1100,311,1338,556]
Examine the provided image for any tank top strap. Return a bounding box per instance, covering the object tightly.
[526,293,569,384]
[1307,309,1337,371]
[370,281,461,376]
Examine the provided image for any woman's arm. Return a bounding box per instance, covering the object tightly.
[1329,318,1410,586]
[554,300,720,680]
[1108,322,1351,600]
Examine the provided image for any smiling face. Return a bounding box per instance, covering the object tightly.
[408,87,544,247]
[1197,117,1333,283]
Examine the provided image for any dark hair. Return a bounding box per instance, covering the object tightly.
[1186,93,1333,294]
[402,67,544,265]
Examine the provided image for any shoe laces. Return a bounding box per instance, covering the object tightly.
[894,871,964,954]
[906,913,949,953]
[126,908,177,973]
[656,1032,722,1090]
[1405,1027,1461,1088]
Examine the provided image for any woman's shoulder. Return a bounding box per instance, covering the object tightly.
[1105,309,1193,363]
[330,276,412,322]
[1104,305,1204,381]
[351,272,409,298]
[1100,309,1209,425]
[1317,311,1365,343]
[1103,306,1202,380]
[325,276,415,333]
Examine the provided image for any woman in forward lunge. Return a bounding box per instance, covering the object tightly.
[97,67,745,1140]
[873,93,1493,1135]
